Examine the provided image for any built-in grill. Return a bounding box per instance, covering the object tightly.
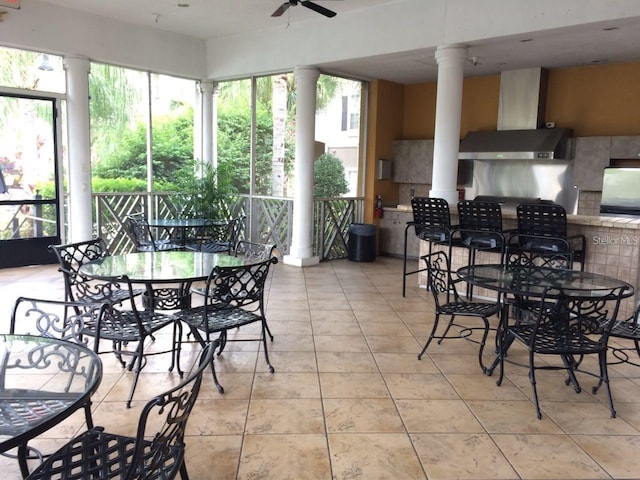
[473,195,552,212]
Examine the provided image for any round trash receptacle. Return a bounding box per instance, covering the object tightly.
[347,223,376,262]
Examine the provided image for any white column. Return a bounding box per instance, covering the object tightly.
[430,45,468,205]
[200,80,217,169]
[284,66,320,267]
[63,55,93,242]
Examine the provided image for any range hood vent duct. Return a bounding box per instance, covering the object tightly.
[459,67,573,160]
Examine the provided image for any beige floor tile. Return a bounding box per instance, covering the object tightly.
[465,400,564,434]
[329,433,426,480]
[383,373,460,400]
[493,433,610,479]
[265,333,315,352]
[411,433,518,480]
[365,335,422,353]
[251,372,321,398]
[246,398,325,434]
[572,434,640,479]
[445,373,529,401]
[238,434,331,480]
[396,399,486,433]
[257,350,318,372]
[324,398,404,433]
[374,352,439,374]
[185,435,242,480]
[544,401,638,434]
[319,372,390,398]
[316,351,378,372]
[353,309,400,322]
[314,334,370,352]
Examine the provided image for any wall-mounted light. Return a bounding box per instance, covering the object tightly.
[37,54,54,71]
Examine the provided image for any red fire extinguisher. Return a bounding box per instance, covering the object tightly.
[374,194,383,218]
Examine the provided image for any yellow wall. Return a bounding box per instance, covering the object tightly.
[365,61,640,206]
[364,80,404,223]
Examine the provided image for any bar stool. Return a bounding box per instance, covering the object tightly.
[511,203,586,270]
[453,200,506,298]
[402,197,457,297]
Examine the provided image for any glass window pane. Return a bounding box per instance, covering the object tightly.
[217,78,252,195]
[0,46,65,93]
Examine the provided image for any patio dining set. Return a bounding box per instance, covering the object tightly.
[0,212,279,479]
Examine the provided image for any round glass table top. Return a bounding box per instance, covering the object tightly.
[147,218,225,228]
[79,251,245,283]
[457,264,634,298]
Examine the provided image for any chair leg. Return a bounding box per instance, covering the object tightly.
[418,314,440,360]
[477,316,490,373]
[126,344,145,408]
[261,320,275,374]
[180,459,190,480]
[528,351,543,419]
[436,314,456,345]
[594,350,616,418]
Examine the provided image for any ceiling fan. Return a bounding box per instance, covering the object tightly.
[271,0,341,19]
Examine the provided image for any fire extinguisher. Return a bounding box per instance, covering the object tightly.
[374,194,384,218]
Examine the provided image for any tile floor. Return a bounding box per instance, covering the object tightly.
[1,256,640,479]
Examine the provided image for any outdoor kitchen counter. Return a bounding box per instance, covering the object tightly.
[388,206,640,318]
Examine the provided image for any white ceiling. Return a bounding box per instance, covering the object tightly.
[37,0,640,84]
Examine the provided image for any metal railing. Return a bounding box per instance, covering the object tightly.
[92,192,363,260]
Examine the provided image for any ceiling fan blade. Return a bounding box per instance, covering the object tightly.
[301,1,337,18]
[271,2,291,17]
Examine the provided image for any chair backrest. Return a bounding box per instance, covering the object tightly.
[124,213,155,250]
[506,233,573,269]
[125,343,215,480]
[516,203,568,238]
[234,240,277,263]
[411,197,452,241]
[421,251,460,308]
[202,256,278,312]
[458,200,503,232]
[533,285,630,341]
[48,238,111,302]
[10,296,106,348]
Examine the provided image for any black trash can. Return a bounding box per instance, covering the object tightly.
[347,223,376,262]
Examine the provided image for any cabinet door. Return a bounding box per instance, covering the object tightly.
[610,136,640,159]
[573,137,610,191]
[378,211,417,256]
[392,140,433,184]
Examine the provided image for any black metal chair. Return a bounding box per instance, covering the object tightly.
[497,284,630,419]
[606,303,640,367]
[418,251,501,373]
[80,274,182,408]
[403,197,458,297]
[25,343,215,480]
[453,200,506,298]
[8,297,106,477]
[48,238,144,307]
[174,256,278,394]
[125,213,183,252]
[184,217,239,254]
[511,203,586,270]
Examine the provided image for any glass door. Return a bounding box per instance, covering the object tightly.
[0,93,61,267]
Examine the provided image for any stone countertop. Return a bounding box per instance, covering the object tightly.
[385,205,640,230]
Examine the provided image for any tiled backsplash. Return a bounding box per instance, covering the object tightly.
[578,191,602,216]
[398,184,431,205]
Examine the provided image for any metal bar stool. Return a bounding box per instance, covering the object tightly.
[513,203,586,270]
[402,197,457,297]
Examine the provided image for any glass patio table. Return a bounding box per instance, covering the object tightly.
[147,218,227,246]
[456,264,635,375]
[78,251,245,310]
[0,334,102,478]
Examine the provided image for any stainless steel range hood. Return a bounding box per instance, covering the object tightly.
[459,68,574,161]
[458,127,573,160]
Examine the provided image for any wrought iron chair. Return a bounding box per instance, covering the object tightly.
[174,256,278,393]
[80,274,182,407]
[186,216,245,254]
[25,343,215,480]
[497,284,630,419]
[606,302,640,367]
[403,197,459,297]
[511,203,586,270]
[453,200,506,298]
[124,213,183,252]
[48,238,144,307]
[8,297,106,477]
[418,251,501,373]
